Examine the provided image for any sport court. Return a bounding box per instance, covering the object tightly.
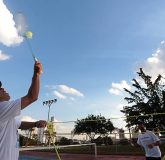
[20,151,145,160]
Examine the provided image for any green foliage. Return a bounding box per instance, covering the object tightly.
[92,136,113,145]
[19,134,38,146]
[121,68,165,131]
[59,137,72,145]
[74,114,115,140]
[118,139,130,145]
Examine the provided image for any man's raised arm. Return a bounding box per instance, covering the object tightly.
[21,61,42,109]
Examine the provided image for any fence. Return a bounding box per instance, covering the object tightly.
[18,112,165,157]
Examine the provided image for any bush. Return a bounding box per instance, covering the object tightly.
[118,138,130,145]
[131,138,138,145]
[92,136,113,145]
[19,135,38,146]
[59,137,72,145]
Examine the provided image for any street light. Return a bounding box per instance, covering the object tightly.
[43,99,57,121]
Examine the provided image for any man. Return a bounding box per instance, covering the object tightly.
[0,61,47,160]
[137,121,161,160]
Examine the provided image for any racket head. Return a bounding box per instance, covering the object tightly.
[14,12,28,36]
[14,12,37,62]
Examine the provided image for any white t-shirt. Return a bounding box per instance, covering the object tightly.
[137,130,161,157]
[0,99,21,160]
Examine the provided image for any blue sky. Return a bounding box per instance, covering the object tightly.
[1,0,165,130]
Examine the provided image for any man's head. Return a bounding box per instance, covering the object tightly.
[0,81,10,101]
[137,121,146,132]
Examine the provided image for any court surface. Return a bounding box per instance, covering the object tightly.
[20,151,145,160]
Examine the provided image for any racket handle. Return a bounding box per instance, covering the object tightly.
[34,58,43,74]
[34,57,38,62]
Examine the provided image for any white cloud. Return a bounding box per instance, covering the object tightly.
[147,56,159,64]
[0,0,23,46]
[161,40,165,45]
[58,85,84,97]
[109,80,131,96]
[53,90,66,99]
[45,85,56,90]
[109,88,120,95]
[20,115,37,122]
[69,97,75,101]
[109,41,165,96]
[0,50,10,60]
[135,41,165,81]
[46,84,84,101]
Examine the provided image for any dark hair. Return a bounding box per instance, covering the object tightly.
[137,120,144,125]
[0,81,2,88]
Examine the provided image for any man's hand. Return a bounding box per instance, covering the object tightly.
[34,60,42,75]
[35,120,47,128]
[147,141,160,149]
[20,121,47,130]
[147,143,154,149]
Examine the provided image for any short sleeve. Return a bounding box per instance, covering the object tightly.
[0,99,21,122]
[149,131,160,142]
[15,118,21,129]
[137,135,141,146]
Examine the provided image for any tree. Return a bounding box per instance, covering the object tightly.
[73,114,115,141]
[121,68,165,131]
[59,137,72,145]
[118,128,125,139]
[93,136,113,145]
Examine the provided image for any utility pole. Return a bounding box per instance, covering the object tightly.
[43,99,57,146]
[43,99,57,121]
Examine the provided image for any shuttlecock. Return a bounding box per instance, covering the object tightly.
[25,31,33,39]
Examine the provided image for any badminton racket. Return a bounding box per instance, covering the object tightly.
[14,12,37,62]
